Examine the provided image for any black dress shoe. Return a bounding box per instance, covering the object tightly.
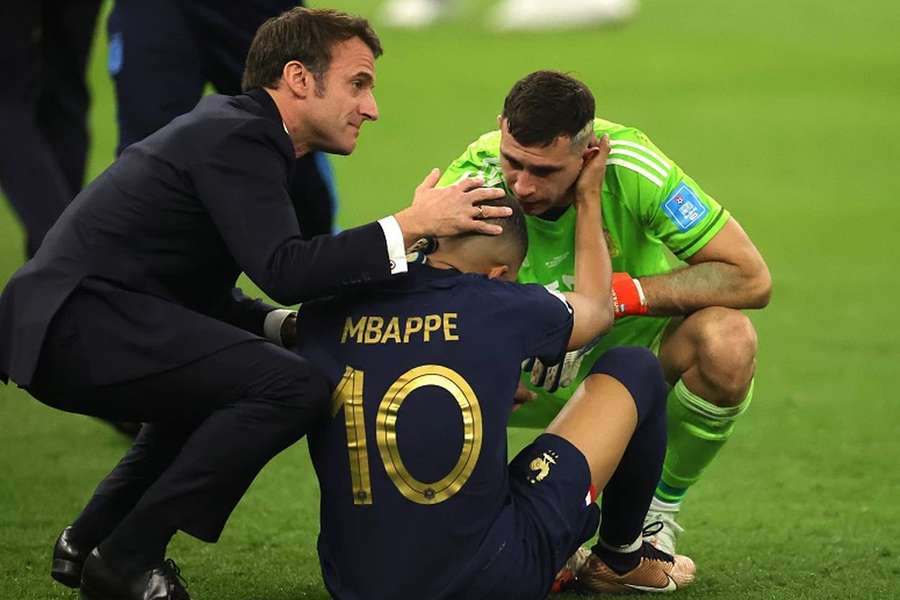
[80,549,190,600]
[52,526,89,588]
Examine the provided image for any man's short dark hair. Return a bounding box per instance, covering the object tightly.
[242,7,383,92]
[502,70,595,147]
[475,195,529,267]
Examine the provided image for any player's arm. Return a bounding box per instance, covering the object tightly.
[610,132,772,318]
[523,138,614,393]
[634,219,771,316]
[561,135,615,349]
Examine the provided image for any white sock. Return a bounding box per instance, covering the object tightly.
[650,496,681,512]
[597,534,642,554]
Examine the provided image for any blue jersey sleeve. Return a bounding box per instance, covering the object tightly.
[500,282,573,364]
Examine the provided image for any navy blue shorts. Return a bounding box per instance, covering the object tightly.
[458,433,600,600]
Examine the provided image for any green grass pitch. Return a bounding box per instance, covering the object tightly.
[2,0,899,598]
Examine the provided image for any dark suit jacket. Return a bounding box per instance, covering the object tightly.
[0,88,392,386]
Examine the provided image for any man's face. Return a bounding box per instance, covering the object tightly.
[305,37,378,155]
[498,118,585,216]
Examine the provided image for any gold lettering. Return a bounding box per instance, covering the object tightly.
[423,315,441,342]
[443,313,459,341]
[404,317,423,343]
[345,314,465,344]
[381,317,401,344]
[341,316,367,344]
[364,316,384,344]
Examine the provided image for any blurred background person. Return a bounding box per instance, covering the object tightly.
[380,0,637,30]
[107,0,337,239]
[0,1,102,259]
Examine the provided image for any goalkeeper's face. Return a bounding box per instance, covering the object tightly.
[499,119,585,216]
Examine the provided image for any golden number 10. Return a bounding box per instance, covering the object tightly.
[331,364,483,506]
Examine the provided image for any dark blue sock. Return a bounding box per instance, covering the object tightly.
[586,347,668,556]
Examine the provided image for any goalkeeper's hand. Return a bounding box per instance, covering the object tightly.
[522,337,603,393]
[611,272,649,319]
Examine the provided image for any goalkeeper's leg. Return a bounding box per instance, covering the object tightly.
[648,307,757,553]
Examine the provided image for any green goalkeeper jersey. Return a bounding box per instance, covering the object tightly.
[439,118,731,427]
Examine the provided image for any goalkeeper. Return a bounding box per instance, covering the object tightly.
[438,70,771,554]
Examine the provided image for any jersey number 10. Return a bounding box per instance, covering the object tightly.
[331,364,483,506]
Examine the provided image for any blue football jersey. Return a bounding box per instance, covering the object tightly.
[295,261,573,600]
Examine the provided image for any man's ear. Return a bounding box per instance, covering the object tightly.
[487,264,510,280]
[581,132,600,157]
[496,114,503,128]
[580,141,601,166]
[282,60,313,99]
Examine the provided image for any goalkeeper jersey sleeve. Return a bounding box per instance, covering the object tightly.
[600,120,730,261]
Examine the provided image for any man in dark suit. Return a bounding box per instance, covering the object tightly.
[107,0,339,240]
[0,8,508,600]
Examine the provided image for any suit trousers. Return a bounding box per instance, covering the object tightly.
[27,293,331,546]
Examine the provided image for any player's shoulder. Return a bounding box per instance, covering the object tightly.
[593,118,674,190]
[459,274,567,312]
[460,129,502,162]
[592,117,654,145]
[472,129,502,150]
[442,130,503,186]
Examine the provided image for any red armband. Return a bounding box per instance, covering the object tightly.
[611,272,648,318]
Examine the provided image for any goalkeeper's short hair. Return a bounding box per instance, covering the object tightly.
[503,71,595,148]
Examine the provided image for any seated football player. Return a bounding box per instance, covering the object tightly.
[293,137,695,599]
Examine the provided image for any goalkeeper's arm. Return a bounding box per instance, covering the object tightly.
[611,272,649,318]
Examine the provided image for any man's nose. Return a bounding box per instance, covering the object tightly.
[513,173,535,197]
[361,92,378,121]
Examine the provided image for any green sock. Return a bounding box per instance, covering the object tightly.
[654,378,754,504]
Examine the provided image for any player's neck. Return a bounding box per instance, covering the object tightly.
[427,249,510,280]
[427,243,493,275]
[537,190,577,222]
[536,204,570,221]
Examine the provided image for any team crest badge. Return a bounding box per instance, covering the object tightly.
[527,450,559,484]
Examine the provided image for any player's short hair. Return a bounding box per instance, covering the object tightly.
[464,195,529,268]
[242,7,383,93]
[502,71,595,148]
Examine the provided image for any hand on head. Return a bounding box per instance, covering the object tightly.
[395,169,510,245]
